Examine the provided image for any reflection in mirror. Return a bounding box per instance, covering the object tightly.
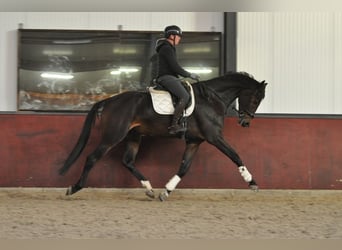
[18,29,221,111]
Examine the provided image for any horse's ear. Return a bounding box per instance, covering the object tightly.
[261,80,267,86]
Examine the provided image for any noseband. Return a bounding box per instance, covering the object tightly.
[232,107,255,119]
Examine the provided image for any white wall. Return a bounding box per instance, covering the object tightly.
[237,12,342,114]
[0,12,223,111]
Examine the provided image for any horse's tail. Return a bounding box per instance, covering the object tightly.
[58,99,106,176]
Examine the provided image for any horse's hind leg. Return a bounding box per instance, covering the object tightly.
[122,130,154,199]
[66,144,111,196]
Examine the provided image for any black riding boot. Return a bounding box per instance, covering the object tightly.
[168,101,186,135]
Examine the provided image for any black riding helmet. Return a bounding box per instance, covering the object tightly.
[164,25,182,38]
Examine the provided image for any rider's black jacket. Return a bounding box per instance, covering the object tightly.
[155,39,191,79]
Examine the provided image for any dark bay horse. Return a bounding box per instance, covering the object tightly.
[59,72,267,201]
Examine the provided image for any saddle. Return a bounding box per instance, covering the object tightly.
[148,80,195,117]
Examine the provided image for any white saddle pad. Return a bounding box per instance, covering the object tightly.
[148,81,195,117]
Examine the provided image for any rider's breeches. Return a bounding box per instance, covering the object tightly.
[158,75,190,104]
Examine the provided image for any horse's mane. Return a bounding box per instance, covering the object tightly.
[226,71,255,79]
[219,71,257,84]
[196,71,257,101]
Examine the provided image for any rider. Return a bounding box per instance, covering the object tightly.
[155,25,200,134]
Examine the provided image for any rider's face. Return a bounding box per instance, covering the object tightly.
[168,34,181,46]
[174,35,181,45]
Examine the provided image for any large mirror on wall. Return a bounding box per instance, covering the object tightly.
[18,29,222,111]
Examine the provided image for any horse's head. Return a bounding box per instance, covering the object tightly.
[236,80,267,127]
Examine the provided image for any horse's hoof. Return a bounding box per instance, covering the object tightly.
[66,184,82,196]
[145,189,155,199]
[158,191,169,202]
[65,186,73,196]
[249,184,259,192]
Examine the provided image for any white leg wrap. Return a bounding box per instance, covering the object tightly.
[165,175,181,191]
[140,180,153,191]
[238,166,252,182]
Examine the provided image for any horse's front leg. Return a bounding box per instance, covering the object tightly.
[208,136,258,191]
[122,130,155,199]
[159,140,202,201]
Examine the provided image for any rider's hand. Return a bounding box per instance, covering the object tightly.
[189,73,200,81]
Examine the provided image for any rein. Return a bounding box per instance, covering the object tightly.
[203,84,255,118]
[200,83,226,105]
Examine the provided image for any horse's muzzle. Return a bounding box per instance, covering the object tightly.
[233,107,253,128]
[239,118,250,127]
[238,112,253,127]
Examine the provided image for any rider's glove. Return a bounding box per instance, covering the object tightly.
[189,73,200,81]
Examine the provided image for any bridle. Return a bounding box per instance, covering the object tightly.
[232,106,255,119]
